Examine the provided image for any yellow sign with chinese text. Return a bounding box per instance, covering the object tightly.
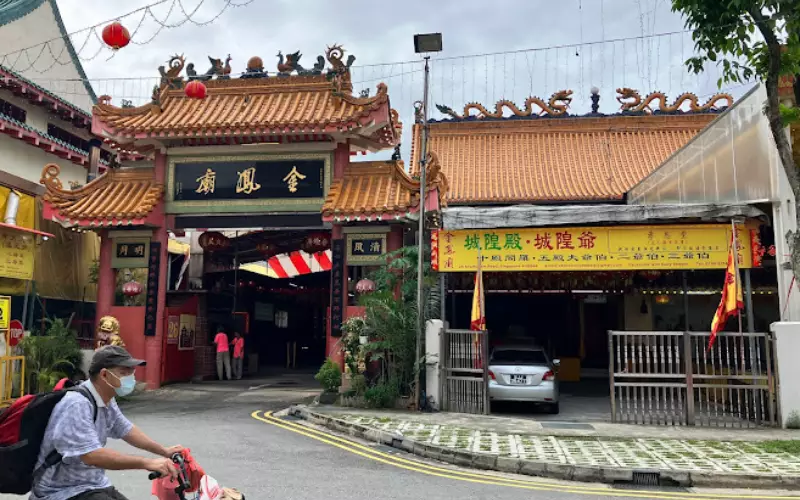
[0,295,9,329]
[0,229,34,280]
[433,225,752,272]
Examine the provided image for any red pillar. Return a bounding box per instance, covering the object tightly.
[144,151,169,389]
[387,225,403,252]
[333,142,348,179]
[96,230,114,324]
[326,224,346,368]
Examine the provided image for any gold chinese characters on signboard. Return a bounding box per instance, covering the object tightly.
[0,229,34,280]
[283,166,306,193]
[432,225,753,272]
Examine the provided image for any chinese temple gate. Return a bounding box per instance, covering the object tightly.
[39,47,446,388]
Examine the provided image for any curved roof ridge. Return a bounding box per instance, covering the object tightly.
[0,0,46,26]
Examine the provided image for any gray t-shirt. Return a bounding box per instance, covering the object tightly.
[30,381,133,500]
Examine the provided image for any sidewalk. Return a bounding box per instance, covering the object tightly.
[290,405,800,489]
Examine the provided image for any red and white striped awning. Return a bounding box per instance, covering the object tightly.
[240,250,332,279]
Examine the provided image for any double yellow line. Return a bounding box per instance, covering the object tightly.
[251,411,799,499]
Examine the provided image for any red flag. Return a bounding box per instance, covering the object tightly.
[470,254,485,369]
[709,233,744,350]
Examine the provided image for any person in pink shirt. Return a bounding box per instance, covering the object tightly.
[213,326,231,381]
[231,331,245,380]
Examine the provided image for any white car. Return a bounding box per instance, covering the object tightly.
[488,346,560,414]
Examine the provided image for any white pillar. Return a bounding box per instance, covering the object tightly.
[772,182,800,321]
[770,322,800,427]
[425,319,443,409]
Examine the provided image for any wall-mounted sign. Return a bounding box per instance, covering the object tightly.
[143,241,161,337]
[112,238,150,269]
[0,230,33,280]
[178,314,196,351]
[167,315,179,345]
[254,302,274,322]
[167,154,331,214]
[346,233,387,265]
[0,295,10,329]
[330,239,345,337]
[433,225,753,272]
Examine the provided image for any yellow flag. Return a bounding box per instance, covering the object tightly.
[709,233,743,349]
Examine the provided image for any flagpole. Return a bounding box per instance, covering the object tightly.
[731,219,745,373]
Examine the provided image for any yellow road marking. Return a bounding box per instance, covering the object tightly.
[251,411,799,500]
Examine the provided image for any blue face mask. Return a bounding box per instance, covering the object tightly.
[107,371,137,397]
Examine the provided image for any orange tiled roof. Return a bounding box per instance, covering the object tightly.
[93,76,398,143]
[40,164,163,227]
[322,159,447,222]
[410,113,716,204]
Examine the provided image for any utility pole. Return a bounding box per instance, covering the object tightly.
[413,55,430,410]
[412,33,441,410]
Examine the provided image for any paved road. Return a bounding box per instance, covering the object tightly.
[6,378,798,500]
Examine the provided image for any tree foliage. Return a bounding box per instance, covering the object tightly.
[357,245,441,402]
[672,0,800,275]
[20,318,83,393]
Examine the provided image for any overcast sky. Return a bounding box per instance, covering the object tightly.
[9,0,757,157]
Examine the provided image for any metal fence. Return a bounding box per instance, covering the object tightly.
[440,328,489,414]
[609,331,776,427]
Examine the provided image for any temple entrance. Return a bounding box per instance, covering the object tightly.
[166,228,332,380]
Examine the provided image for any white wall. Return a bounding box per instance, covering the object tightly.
[770,322,800,427]
[0,2,94,111]
[0,133,87,187]
[0,87,93,187]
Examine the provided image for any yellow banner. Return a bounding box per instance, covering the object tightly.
[0,296,9,329]
[0,229,34,280]
[433,225,752,272]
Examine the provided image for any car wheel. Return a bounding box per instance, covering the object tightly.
[547,402,560,414]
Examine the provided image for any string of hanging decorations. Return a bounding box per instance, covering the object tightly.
[0,0,254,74]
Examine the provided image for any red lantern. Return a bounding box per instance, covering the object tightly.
[198,231,230,252]
[355,278,376,294]
[639,270,662,281]
[102,22,131,50]
[185,80,208,100]
[301,232,331,254]
[256,242,277,257]
[122,281,143,297]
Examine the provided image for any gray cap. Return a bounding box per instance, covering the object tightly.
[89,345,146,375]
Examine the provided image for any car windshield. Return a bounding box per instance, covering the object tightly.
[491,349,548,365]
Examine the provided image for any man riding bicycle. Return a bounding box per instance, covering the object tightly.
[31,346,181,500]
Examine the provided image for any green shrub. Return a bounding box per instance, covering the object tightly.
[20,318,83,393]
[364,381,399,408]
[351,374,368,396]
[315,358,342,393]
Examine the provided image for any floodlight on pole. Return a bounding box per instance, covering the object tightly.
[413,32,442,411]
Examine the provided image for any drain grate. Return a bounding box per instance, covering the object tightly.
[632,471,660,486]
[613,471,687,492]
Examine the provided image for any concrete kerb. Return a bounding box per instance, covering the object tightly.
[286,405,800,490]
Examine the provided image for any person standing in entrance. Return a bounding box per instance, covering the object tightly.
[213,326,231,380]
[231,332,245,380]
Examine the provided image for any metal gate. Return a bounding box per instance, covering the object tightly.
[440,328,489,414]
[609,331,777,427]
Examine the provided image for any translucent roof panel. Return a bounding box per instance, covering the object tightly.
[628,85,783,206]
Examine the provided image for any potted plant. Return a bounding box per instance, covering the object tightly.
[315,358,342,404]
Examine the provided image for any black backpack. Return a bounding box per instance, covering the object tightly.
[0,382,98,494]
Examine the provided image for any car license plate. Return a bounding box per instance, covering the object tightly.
[510,374,527,385]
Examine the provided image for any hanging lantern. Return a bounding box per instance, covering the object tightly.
[301,231,331,254]
[102,22,131,50]
[639,270,662,281]
[185,80,208,100]
[121,280,143,297]
[355,278,376,294]
[256,242,277,257]
[198,231,230,252]
[654,294,671,305]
